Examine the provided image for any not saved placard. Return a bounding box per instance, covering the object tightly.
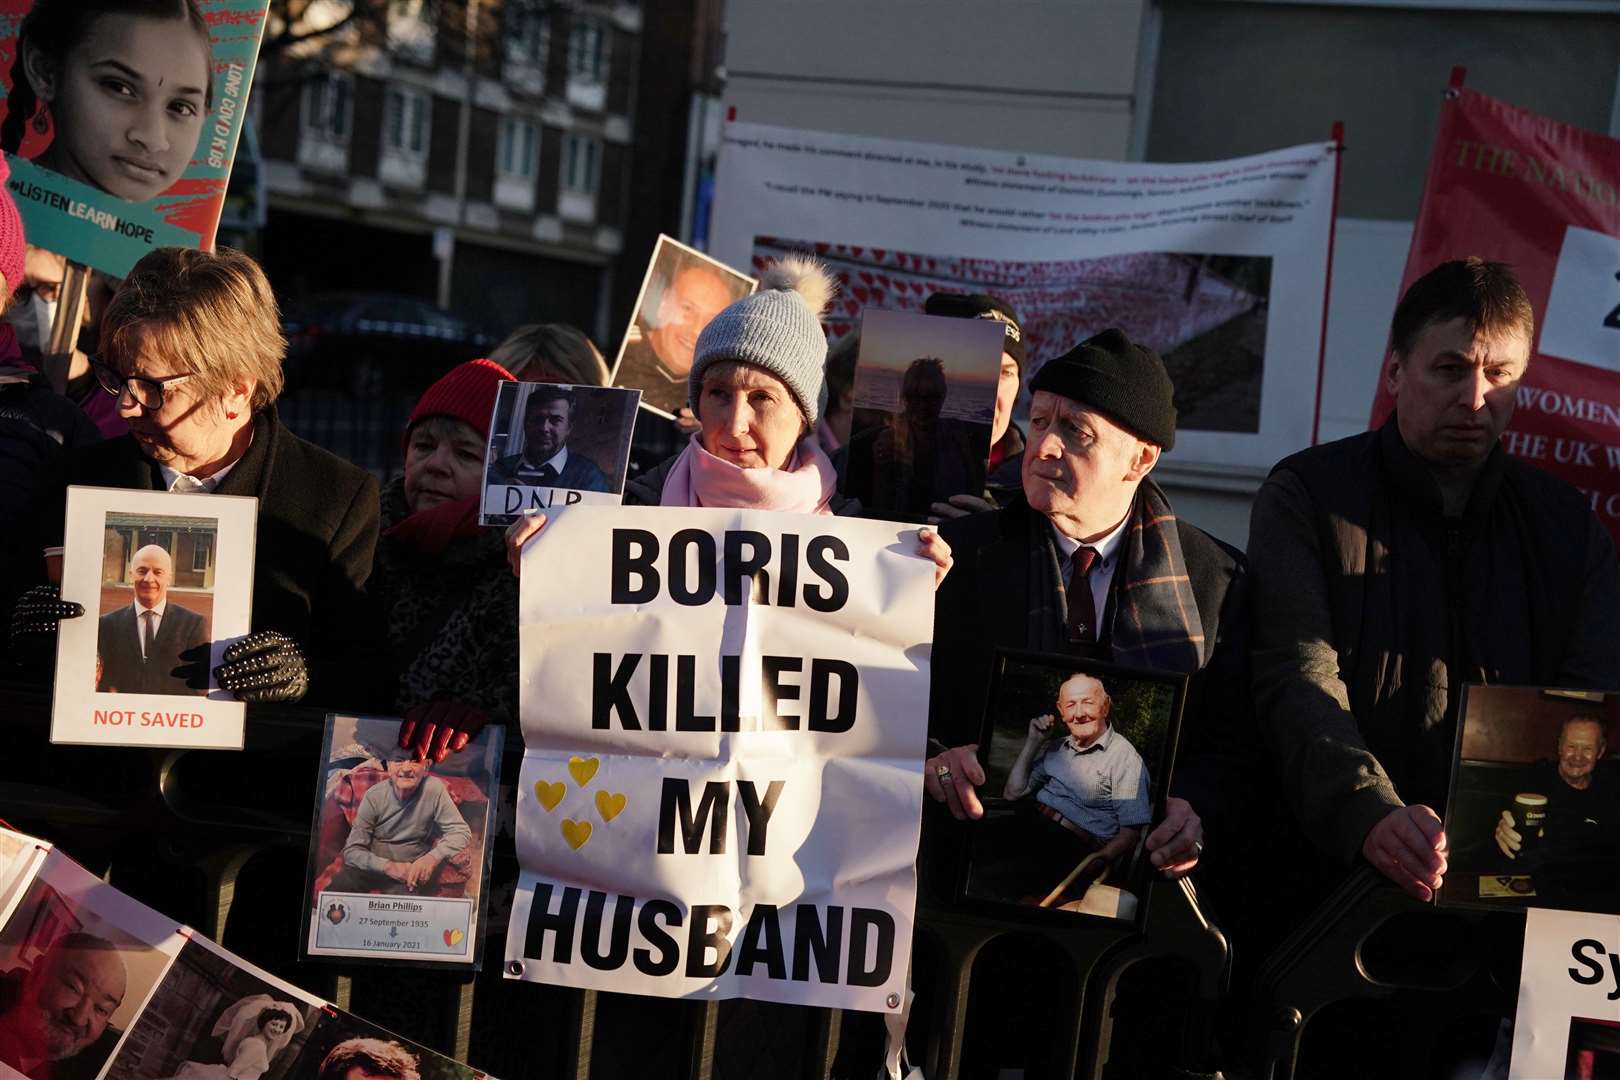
[505,507,934,1012]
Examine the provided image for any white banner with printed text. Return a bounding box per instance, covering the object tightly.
[710,121,1339,471]
[505,506,934,1012]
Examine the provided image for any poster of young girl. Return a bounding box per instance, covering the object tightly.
[0,0,270,277]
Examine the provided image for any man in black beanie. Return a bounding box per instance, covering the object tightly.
[917,326,1253,1078]
[924,327,1250,877]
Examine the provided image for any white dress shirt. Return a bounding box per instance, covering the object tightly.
[513,446,570,481]
[159,456,240,493]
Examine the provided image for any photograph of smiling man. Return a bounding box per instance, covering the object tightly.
[95,527,211,698]
[480,381,640,526]
[0,0,269,276]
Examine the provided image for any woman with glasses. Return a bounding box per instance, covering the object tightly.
[17,246,389,707]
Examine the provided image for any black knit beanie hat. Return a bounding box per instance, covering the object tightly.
[1029,328,1176,450]
[923,291,1026,370]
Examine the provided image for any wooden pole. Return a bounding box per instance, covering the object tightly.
[42,260,91,395]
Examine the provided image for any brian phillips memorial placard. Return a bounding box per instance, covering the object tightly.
[507,507,935,1012]
[302,714,502,968]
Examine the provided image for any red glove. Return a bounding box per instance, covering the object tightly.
[400,701,489,763]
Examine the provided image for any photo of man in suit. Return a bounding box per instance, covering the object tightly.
[95,544,208,696]
[487,386,610,492]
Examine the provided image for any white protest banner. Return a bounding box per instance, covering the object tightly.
[710,121,1339,470]
[505,507,933,1013]
[1511,907,1620,1077]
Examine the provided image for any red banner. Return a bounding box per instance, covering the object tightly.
[1371,85,1620,538]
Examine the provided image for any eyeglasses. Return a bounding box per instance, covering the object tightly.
[91,358,194,410]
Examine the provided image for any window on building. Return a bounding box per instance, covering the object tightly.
[498,117,538,179]
[508,4,550,67]
[303,72,352,141]
[192,534,213,573]
[568,18,605,84]
[561,133,600,194]
[384,88,429,156]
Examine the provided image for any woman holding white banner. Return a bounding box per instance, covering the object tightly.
[506,256,953,583]
[14,247,390,708]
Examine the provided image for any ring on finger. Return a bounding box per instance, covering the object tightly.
[936,764,954,784]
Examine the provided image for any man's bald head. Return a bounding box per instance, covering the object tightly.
[14,933,128,1060]
[647,264,733,377]
[129,545,173,608]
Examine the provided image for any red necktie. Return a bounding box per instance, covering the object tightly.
[1066,547,1099,642]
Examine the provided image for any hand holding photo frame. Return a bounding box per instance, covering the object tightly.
[953,649,1187,926]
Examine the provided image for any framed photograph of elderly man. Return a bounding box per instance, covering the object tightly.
[0,847,186,1080]
[301,714,503,968]
[479,381,641,527]
[610,234,757,418]
[1439,684,1620,914]
[960,650,1187,925]
[51,487,258,751]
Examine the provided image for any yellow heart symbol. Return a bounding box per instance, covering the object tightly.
[443,928,465,947]
[533,780,565,812]
[568,756,600,787]
[561,818,592,850]
[595,790,627,823]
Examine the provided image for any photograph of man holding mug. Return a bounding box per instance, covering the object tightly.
[1493,715,1616,863]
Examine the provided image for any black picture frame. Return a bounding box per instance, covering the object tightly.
[1438,683,1620,915]
[951,647,1188,929]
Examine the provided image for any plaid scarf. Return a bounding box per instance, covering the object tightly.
[1027,479,1207,674]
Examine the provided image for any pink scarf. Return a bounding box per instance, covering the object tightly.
[659,434,837,514]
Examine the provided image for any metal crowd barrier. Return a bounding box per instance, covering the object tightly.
[1247,868,1515,1080]
[5,673,1378,1080]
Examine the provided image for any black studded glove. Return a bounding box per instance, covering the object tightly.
[10,584,84,659]
[215,631,309,704]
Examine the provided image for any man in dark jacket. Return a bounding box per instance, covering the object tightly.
[1248,258,1620,902]
[928,327,1250,881]
[487,385,609,492]
[95,544,207,695]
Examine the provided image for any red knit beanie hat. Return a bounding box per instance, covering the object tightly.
[404,358,514,446]
[0,156,27,300]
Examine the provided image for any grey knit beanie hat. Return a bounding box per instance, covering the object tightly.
[689,256,836,426]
